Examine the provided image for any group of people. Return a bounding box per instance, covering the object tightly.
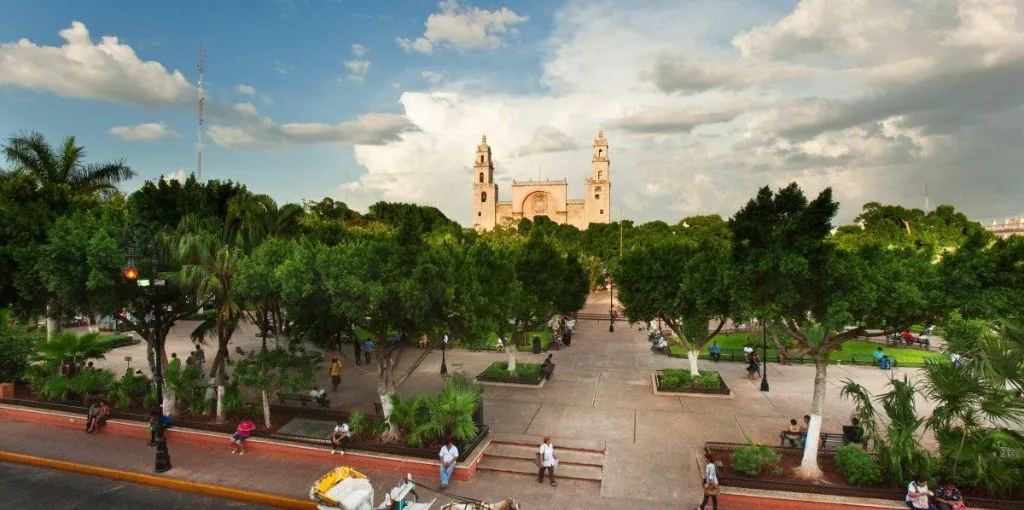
[743,344,762,379]
[352,338,375,366]
[905,474,968,510]
[779,415,812,448]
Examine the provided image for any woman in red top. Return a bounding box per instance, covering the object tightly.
[230,417,256,455]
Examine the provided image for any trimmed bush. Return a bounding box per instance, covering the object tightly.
[834,445,881,486]
[730,442,782,477]
[480,361,542,382]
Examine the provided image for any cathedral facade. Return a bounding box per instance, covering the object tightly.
[472,131,612,230]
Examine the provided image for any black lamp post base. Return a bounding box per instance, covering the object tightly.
[608,323,614,332]
[760,377,770,392]
[154,436,172,473]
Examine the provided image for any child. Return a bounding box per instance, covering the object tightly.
[230,417,256,455]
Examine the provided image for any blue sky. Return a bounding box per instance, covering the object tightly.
[2,0,1023,225]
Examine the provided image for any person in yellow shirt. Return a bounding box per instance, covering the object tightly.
[329,358,342,392]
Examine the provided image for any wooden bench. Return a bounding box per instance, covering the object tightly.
[779,431,862,451]
[278,392,329,409]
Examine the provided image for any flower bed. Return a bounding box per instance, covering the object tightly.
[476,361,544,385]
[653,369,731,395]
[705,442,1023,510]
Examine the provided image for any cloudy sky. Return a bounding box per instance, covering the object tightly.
[1,0,1022,225]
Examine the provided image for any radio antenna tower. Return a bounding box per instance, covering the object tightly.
[924,182,929,212]
[196,43,206,181]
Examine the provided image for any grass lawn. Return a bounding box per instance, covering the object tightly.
[667,331,944,365]
[479,361,543,382]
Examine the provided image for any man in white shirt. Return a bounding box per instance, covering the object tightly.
[536,437,558,486]
[330,421,350,455]
[906,475,933,509]
[438,439,459,489]
[743,344,754,361]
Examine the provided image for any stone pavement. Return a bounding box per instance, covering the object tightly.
[82,291,931,507]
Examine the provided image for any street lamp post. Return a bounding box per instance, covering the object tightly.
[440,334,449,375]
[123,225,172,473]
[760,319,770,392]
[608,275,615,333]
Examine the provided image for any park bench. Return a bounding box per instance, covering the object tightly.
[780,430,863,451]
[849,354,899,368]
[278,392,329,409]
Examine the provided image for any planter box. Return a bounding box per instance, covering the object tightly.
[651,371,732,397]
[475,362,545,387]
[0,382,14,399]
[705,442,1024,510]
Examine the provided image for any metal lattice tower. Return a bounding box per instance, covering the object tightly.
[196,44,205,181]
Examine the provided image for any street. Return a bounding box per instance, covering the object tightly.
[0,462,276,510]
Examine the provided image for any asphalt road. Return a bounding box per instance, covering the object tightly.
[0,462,280,510]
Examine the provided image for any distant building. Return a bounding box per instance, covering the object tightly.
[983,217,1024,239]
[472,131,612,230]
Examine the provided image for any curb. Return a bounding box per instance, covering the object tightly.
[0,450,316,509]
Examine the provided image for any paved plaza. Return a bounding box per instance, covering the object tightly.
[53,291,937,508]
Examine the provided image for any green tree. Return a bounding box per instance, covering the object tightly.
[938,233,1024,322]
[0,309,40,382]
[1,132,136,337]
[616,235,734,375]
[233,346,322,428]
[731,184,935,479]
[235,238,291,350]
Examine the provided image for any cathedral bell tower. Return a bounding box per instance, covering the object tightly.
[472,134,498,230]
[584,130,611,224]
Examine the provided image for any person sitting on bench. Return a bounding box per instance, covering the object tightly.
[779,418,801,447]
[85,400,111,433]
[540,354,555,380]
[709,341,721,362]
[309,386,329,406]
[901,330,916,346]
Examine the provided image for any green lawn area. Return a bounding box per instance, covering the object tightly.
[667,331,944,366]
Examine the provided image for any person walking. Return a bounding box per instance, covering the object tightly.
[698,452,719,510]
[194,344,205,374]
[362,338,374,364]
[438,438,459,490]
[536,437,558,486]
[329,358,342,392]
[353,339,362,366]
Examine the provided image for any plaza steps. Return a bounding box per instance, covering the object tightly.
[477,436,605,484]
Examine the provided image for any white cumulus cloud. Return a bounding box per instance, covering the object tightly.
[397,0,529,54]
[108,123,179,141]
[0,21,193,108]
[235,84,256,96]
[421,71,444,84]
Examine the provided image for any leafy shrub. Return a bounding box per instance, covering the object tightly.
[109,368,150,409]
[481,361,542,382]
[219,380,247,418]
[0,309,39,382]
[697,372,721,390]
[348,410,366,436]
[660,369,693,389]
[730,442,782,477]
[834,445,881,486]
[99,334,137,349]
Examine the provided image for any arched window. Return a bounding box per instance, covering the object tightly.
[480,155,485,163]
[595,194,600,200]
[479,172,484,183]
[598,171,602,179]
[477,211,482,217]
[598,149,603,157]
[481,191,487,203]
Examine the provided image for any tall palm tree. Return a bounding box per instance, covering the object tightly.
[2,132,136,339]
[226,191,303,252]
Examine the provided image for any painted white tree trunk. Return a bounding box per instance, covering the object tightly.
[796,358,828,479]
[46,304,57,341]
[687,349,700,376]
[505,342,517,375]
[261,390,272,429]
[216,384,225,422]
[379,389,398,441]
[162,389,177,418]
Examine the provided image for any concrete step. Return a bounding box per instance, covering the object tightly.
[486,432,606,453]
[476,456,602,483]
[483,443,604,467]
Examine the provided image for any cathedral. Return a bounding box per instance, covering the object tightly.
[472,131,612,230]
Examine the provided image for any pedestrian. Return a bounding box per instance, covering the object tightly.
[362,338,374,364]
[353,338,362,366]
[230,416,256,455]
[331,421,351,455]
[169,352,181,371]
[536,437,558,486]
[698,451,719,510]
[194,344,205,372]
[438,438,459,490]
[329,358,342,392]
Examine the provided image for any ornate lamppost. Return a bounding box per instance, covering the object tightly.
[123,224,172,473]
[607,271,615,333]
[760,319,770,392]
[440,334,449,375]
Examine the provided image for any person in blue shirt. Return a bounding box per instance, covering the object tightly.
[362,338,374,364]
[874,347,891,369]
[709,341,721,362]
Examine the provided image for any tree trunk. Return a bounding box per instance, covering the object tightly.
[505,342,518,375]
[686,349,700,376]
[45,303,59,341]
[796,355,828,479]
[261,390,272,429]
[377,348,400,442]
[163,389,177,418]
[215,383,226,422]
